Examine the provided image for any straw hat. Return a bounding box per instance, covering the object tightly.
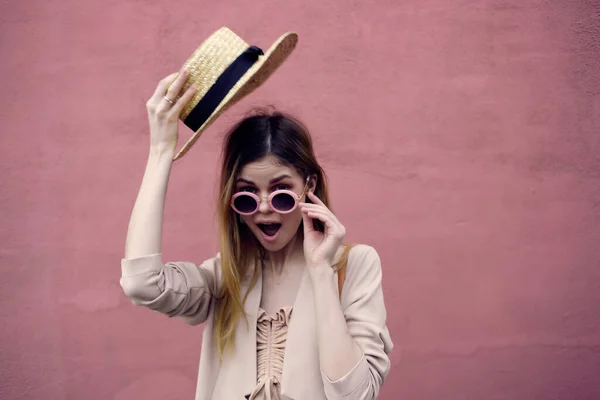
[167,27,298,161]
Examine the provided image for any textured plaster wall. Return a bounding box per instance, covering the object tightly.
[1,0,599,399]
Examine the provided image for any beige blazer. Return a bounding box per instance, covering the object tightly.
[120,244,393,400]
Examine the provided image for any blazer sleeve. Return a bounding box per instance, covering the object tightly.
[321,244,394,400]
[119,252,220,326]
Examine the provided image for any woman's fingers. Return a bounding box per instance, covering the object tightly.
[299,203,343,227]
[148,69,191,114]
[307,191,326,206]
[302,192,344,226]
[302,209,345,237]
[163,69,189,106]
[302,207,315,236]
[299,202,330,212]
[168,84,196,116]
[151,72,179,102]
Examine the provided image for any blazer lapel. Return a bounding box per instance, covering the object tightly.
[239,265,262,398]
[212,264,262,399]
[280,268,324,399]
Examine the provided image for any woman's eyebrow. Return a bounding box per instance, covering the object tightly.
[236,177,254,185]
[236,174,292,185]
[236,175,292,185]
[269,175,292,184]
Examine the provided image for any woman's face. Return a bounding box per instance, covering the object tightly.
[234,155,311,253]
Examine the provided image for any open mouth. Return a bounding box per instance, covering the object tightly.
[257,223,282,237]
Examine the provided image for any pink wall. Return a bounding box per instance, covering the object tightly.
[2,0,599,399]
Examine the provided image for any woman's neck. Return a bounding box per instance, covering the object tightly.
[264,232,304,276]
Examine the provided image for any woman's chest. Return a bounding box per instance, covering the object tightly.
[259,265,304,315]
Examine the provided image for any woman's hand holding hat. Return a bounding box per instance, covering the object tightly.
[146,69,196,154]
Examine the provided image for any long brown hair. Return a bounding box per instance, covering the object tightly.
[214,109,332,357]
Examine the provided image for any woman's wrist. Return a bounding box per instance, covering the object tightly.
[307,261,335,284]
[149,143,176,159]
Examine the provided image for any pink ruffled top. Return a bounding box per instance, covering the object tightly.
[248,307,293,400]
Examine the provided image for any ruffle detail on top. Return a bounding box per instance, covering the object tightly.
[248,307,293,400]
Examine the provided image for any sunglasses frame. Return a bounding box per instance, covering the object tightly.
[231,176,310,215]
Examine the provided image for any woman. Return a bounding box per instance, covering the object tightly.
[120,69,394,399]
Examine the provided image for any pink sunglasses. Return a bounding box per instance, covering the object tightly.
[231,177,310,215]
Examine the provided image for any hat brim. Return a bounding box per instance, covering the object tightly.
[173,32,298,161]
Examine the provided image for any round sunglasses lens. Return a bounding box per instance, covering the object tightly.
[271,192,296,212]
[233,195,257,214]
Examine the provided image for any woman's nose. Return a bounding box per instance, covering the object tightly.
[257,196,271,213]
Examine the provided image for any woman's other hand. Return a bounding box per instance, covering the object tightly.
[300,191,346,269]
